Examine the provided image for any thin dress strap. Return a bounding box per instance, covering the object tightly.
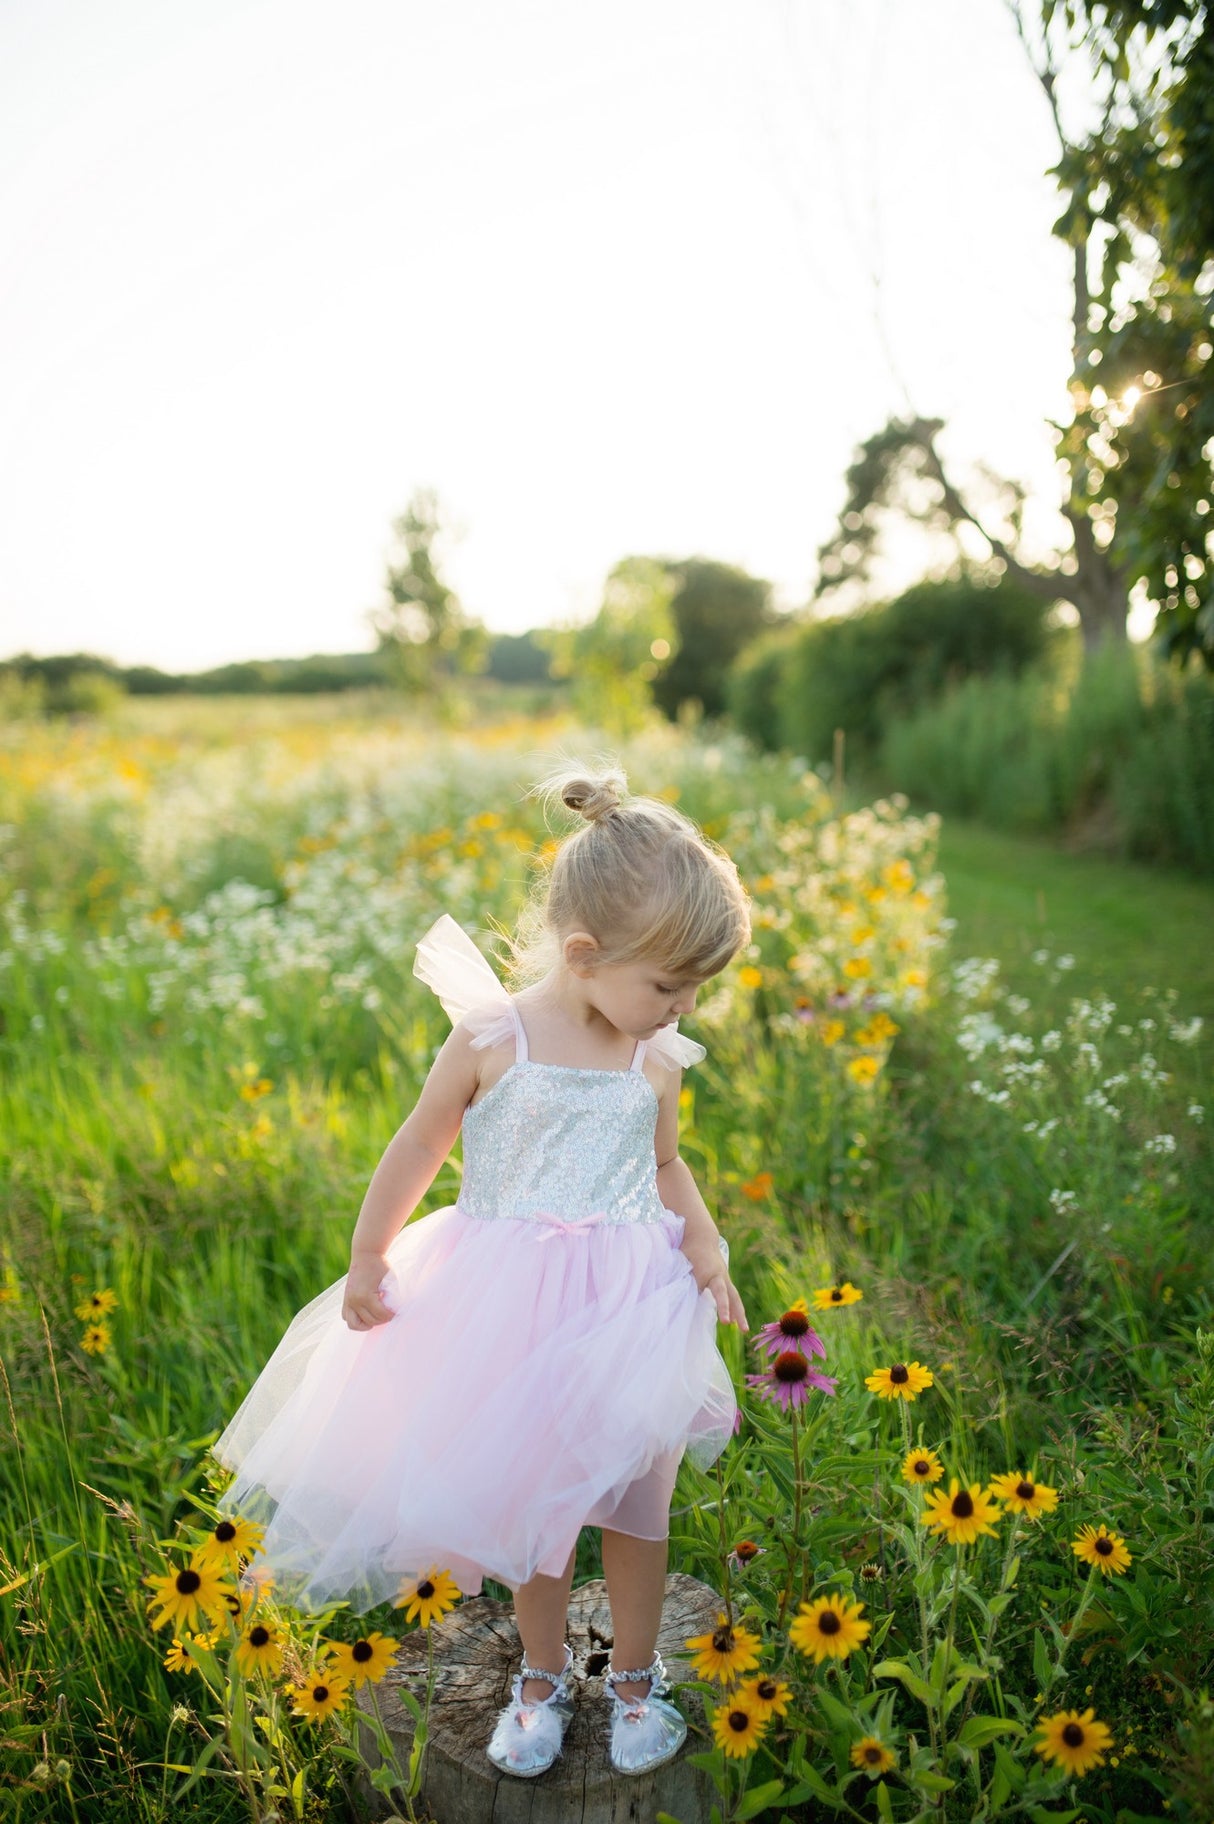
[509,1001,530,1062]
[629,1038,648,1072]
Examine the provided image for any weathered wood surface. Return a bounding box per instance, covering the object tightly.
[356,1572,721,1824]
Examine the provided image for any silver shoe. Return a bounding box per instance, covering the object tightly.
[605,1651,687,1775]
[486,1643,575,1778]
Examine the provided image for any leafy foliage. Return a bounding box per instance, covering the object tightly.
[368,486,486,695]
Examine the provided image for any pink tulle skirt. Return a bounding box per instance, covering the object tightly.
[213,1206,735,1612]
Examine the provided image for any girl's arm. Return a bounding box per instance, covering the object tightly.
[343,1025,480,1331]
[654,1070,748,1330]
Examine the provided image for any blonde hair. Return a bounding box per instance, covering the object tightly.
[509,763,751,982]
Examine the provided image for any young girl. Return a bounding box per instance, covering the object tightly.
[214,766,751,1779]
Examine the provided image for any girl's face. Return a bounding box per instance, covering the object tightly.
[581,956,706,1040]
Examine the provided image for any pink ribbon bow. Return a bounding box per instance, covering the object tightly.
[533,1210,608,1241]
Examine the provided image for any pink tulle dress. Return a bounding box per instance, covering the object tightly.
[212,915,736,1613]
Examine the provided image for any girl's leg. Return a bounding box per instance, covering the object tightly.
[601,1528,668,1700]
[514,1547,577,1701]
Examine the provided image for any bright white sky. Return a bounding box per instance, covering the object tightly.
[2,0,1102,671]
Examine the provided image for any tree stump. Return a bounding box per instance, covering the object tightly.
[356,1572,721,1824]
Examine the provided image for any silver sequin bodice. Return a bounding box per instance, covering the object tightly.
[457,1062,669,1226]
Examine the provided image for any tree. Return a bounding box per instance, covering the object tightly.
[650,558,776,720]
[817,0,1213,667]
[544,557,677,732]
[369,488,485,696]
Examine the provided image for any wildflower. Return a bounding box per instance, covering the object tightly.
[1071,1524,1132,1576]
[324,1631,399,1687]
[843,957,872,980]
[728,1539,763,1571]
[901,1446,944,1486]
[81,1323,112,1355]
[820,1019,845,1046]
[144,1556,234,1633]
[163,1637,203,1674]
[711,1694,767,1757]
[789,1594,871,1663]
[290,1673,350,1722]
[813,1281,863,1310]
[865,1360,933,1402]
[746,1349,837,1409]
[859,1561,882,1582]
[753,1298,828,1360]
[739,1674,792,1720]
[74,1288,118,1321]
[922,1479,1001,1546]
[685,1614,763,1685]
[239,1077,273,1101]
[737,966,763,991]
[739,1171,774,1201]
[394,1567,461,1627]
[194,1516,265,1573]
[988,1473,1059,1520]
[235,1621,286,1678]
[1034,1708,1113,1777]
[851,1736,897,1776]
[847,1055,880,1085]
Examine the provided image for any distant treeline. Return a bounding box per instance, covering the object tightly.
[0,632,554,711]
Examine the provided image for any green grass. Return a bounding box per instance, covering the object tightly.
[933,814,1214,1020]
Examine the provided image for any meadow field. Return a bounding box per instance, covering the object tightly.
[2,698,1211,1823]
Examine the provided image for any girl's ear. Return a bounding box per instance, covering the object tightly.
[562,931,601,975]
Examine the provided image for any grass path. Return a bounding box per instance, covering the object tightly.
[933,814,1214,1020]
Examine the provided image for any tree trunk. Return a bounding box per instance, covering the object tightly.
[1065,512,1130,653]
[355,1572,723,1824]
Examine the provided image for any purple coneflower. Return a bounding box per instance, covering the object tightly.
[746,1349,837,1411]
[752,1298,828,1362]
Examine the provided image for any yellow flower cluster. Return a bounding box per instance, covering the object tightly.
[75,1285,118,1357]
[149,1515,461,1723]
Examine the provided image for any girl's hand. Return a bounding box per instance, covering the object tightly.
[682,1240,749,1330]
[342,1253,394,1331]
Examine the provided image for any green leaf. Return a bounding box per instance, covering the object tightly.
[909,1769,956,1792]
[815,1687,857,1733]
[875,1777,895,1821]
[1032,1626,1052,1692]
[736,1780,787,1820]
[956,1715,1024,1749]
[1026,1809,1082,1824]
[783,1764,835,1801]
[992,1742,1026,1793]
[873,1657,938,1708]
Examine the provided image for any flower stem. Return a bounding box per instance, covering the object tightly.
[776,1408,803,1629]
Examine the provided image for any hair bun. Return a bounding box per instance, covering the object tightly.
[560,771,626,823]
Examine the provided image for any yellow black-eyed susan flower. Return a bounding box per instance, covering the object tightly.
[290,1673,350,1722]
[921,1479,1001,1546]
[74,1288,118,1321]
[1071,1524,1132,1576]
[684,1614,763,1685]
[738,1674,792,1721]
[865,1360,934,1401]
[711,1695,767,1757]
[901,1446,944,1486]
[81,1322,112,1356]
[163,1637,202,1674]
[988,1472,1059,1521]
[1034,1708,1113,1777]
[812,1282,863,1310]
[850,1735,897,1776]
[847,1056,880,1086]
[324,1631,399,1687]
[234,1621,286,1678]
[789,1594,871,1664]
[194,1516,266,1573]
[394,1567,460,1627]
[144,1556,234,1633]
